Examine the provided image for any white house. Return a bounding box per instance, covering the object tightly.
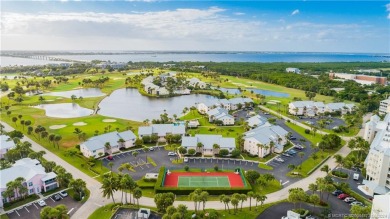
[286,68,301,74]
[363,113,390,196]
[207,107,235,125]
[197,99,221,114]
[246,115,269,129]
[0,158,58,207]
[379,97,390,115]
[325,102,355,115]
[228,97,253,110]
[188,78,207,89]
[288,101,325,116]
[0,135,15,158]
[138,124,186,140]
[243,125,288,158]
[80,130,136,158]
[181,134,236,156]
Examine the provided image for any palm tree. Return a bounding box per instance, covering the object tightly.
[320,164,330,175]
[257,143,264,158]
[133,187,142,207]
[69,179,86,200]
[118,138,125,149]
[239,194,247,211]
[269,141,275,153]
[333,154,345,170]
[309,183,318,194]
[298,152,305,167]
[54,166,72,187]
[101,174,118,204]
[197,142,203,154]
[104,142,112,154]
[212,144,220,155]
[231,198,239,214]
[247,191,255,211]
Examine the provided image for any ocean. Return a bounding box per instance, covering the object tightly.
[1,52,389,66]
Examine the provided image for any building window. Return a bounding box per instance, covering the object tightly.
[30,189,34,193]
[28,182,33,187]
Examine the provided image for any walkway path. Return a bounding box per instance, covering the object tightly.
[0,110,370,218]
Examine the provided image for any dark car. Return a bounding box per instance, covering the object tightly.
[332,189,343,196]
[51,194,61,201]
[289,136,297,140]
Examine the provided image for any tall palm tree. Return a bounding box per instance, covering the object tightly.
[101,174,118,204]
[196,142,203,154]
[212,144,220,155]
[269,141,275,153]
[104,142,112,154]
[121,174,135,204]
[133,187,143,208]
[257,143,264,158]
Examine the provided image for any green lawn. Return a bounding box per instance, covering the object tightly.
[3,195,40,211]
[242,153,277,163]
[186,126,245,138]
[251,179,282,195]
[258,163,273,170]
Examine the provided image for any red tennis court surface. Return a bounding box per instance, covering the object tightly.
[163,172,245,188]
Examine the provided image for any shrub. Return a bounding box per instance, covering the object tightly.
[184,165,189,171]
[332,170,348,178]
[214,165,219,171]
[304,129,310,134]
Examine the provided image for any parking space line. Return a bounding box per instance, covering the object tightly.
[15,210,20,216]
[33,203,38,209]
[24,207,29,212]
[50,197,55,202]
[282,181,290,186]
[67,208,74,215]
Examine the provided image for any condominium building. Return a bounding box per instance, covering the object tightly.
[363,115,381,144]
[370,193,390,219]
[380,97,390,115]
[363,113,390,195]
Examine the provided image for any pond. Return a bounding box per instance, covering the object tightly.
[218,88,242,95]
[42,88,105,98]
[247,88,289,97]
[34,103,94,118]
[98,88,217,121]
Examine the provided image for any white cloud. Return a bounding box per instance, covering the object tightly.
[386,3,390,19]
[234,12,245,16]
[291,9,300,16]
[0,7,387,52]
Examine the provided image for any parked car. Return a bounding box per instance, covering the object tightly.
[353,173,360,181]
[51,194,61,201]
[287,149,297,155]
[59,191,68,197]
[149,147,155,151]
[289,136,297,140]
[282,153,292,157]
[344,197,356,203]
[184,157,189,163]
[350,201,364,207]
[294,145,304,150]
[332,190,343,196]
[338,193,349,200]
[138,208,151,219]
[274,157,285,163]
[264,112,270,115]
[168,152,177,156]
[107,155,113,160]
[37,200,46,207]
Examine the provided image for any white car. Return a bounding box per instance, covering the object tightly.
[37,200,46,207]
[168,152,177,156]
[138,208,151,219]
[184,157,189,163]
[274,157,284,163]
[59,191,68,197]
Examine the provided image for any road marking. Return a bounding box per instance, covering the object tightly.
[33,203,38,209]
[24,207,29,212]
[50,197,55,202]
[94,203,103,207]
[282,181,290,186]
[15,210,20,216]
[67,208,74,215]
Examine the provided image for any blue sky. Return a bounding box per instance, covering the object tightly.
[1,1,389,53]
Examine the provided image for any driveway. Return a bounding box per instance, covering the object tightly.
[298,116,346,130]
[257,191,352,219]
[7,195,82,219]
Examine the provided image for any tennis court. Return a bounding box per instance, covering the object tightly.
[163,171,245,188]
[178,176,231,187]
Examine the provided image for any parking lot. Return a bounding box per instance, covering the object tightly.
[7,192,83,219]
[330,167,372,200]
[113,208,161,219]
[297,116,346,130]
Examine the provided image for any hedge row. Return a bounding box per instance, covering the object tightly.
[331,170,348,178]
[155,186,252,195]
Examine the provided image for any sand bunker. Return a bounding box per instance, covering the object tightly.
[103,119,117,123]
[73,122,87,126]
[49,125,66,130]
